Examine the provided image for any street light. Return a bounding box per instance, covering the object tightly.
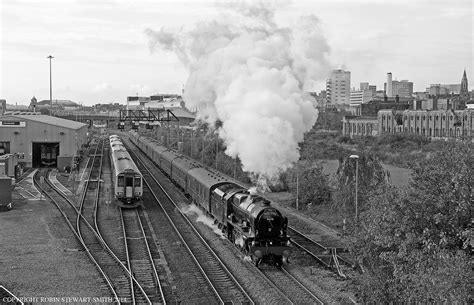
[296,161,299,210]
[47,55,54,115]
[349,154,359,222]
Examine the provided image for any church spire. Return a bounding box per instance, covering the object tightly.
[460,69,468,98]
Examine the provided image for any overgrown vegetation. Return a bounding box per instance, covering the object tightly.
[350,142,473,303]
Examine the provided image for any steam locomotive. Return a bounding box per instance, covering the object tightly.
[109,135,143,208]
[129,132,291,266]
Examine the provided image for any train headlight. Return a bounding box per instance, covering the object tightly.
[283,249,291,258]
[118,192,123,196]
[254,250,263,258]
[135,192,140,196]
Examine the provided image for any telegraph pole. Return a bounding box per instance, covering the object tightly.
[47,55,54,115]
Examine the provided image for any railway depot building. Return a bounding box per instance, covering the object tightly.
[0,114,88,168]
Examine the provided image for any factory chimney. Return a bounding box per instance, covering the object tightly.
[387,72,393,97]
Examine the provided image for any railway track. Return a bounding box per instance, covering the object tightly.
[34,138,150,304]
[257,266,324,304]
[130,146,254,304]
[33,169,117,300]
[288,226,355,278]
[79,137,152,304]
[0,286,23,305]
[120,207,165,304]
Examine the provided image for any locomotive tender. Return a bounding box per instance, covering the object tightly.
[129,132,291,266]
[109,135,142,208]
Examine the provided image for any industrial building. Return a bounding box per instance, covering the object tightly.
[0,114,88,168]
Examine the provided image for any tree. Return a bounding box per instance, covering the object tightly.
[286,162,332,208]
[333,152,390,217]
[351,141,473,303]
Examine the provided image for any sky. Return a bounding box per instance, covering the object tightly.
[1,0,472,106]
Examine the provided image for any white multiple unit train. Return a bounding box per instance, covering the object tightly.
[109,135,142,208]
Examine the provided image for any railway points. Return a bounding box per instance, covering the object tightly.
[4,132,358,303]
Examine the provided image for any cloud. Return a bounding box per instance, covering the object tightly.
[93,83,113,92]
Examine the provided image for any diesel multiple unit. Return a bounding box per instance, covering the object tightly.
[109,135,142,208]
[129,132,291,266]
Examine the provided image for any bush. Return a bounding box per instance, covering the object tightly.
[336,135,353,144]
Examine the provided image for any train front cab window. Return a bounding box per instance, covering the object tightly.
[118,175,125,187]
[126,176,133,187]
[134,176,141,188]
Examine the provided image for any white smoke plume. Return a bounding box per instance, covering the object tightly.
[182,204,225,238]
[146,1,330,182]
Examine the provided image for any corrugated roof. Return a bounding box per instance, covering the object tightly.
[3,114,87,130]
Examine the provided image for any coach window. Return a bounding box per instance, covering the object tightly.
[126,176,133,187]
[118,175,125,187]
[134,176,141,187]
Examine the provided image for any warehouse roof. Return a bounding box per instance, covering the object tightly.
[2,115,87,130]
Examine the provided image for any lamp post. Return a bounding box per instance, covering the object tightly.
[215,134,218,170]
[47,55,54,115]
[296,161,299,210]
[349,154,359,222]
